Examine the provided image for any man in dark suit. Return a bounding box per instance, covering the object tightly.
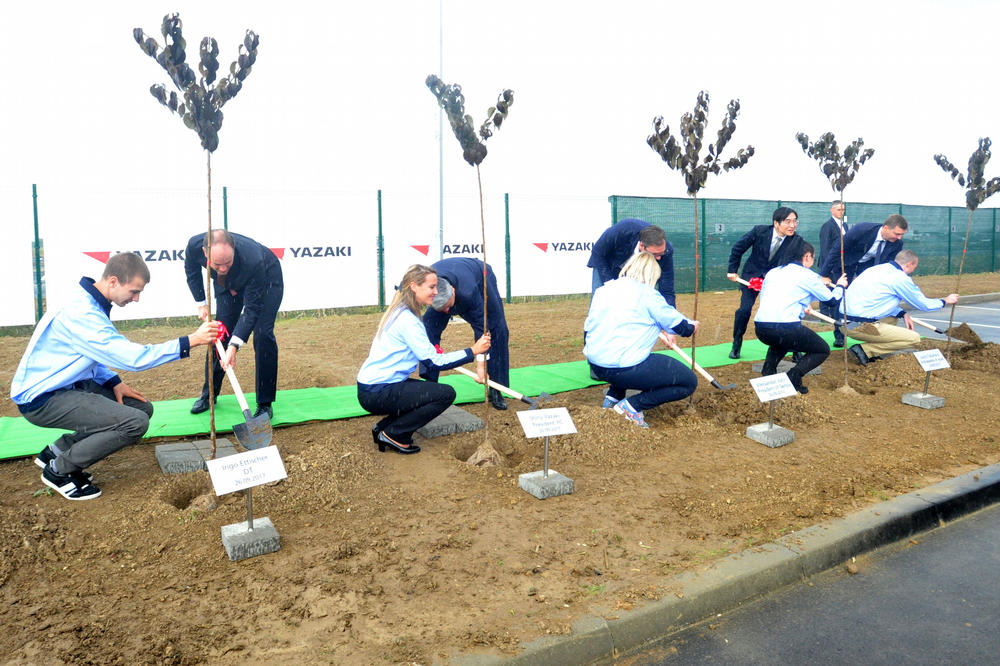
[587,219,675,306]
[819,214,908,283]
[726,206,806,359]
[184,229,284,418]
[817,200,848,346]
[422,257,510,410]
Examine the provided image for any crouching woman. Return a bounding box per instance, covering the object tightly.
[583,252,700,429]
[357,265,491,454]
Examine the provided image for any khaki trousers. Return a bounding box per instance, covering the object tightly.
[845,321,920,357]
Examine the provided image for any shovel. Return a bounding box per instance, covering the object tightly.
[214,339,272,450]
[658,333,738,390]
[805,308,962,340]
[452,366,551,409]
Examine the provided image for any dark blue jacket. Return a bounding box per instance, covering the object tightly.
[587,219,675,306]
[184,232,283,343]
[727,225,805,279]
[818,216,849,274]
[820,222,903,281]
[422,258,506,343]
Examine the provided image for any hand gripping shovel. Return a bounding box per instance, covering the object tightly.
[452,366,551,409]
[214,337,272,450]
[659,332,738,391]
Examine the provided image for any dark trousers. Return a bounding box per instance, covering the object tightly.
[486,323,510,387]
[357,379,456,444]
[23,381,154,474]
[754,322,830,389]
[819,297,845,345]
[731,284,759,348]
[202,282,283,405]
[590,354,697,412]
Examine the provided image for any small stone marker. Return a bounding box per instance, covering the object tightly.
[155,438,238,474]
[516,407,576,499]
[416,405,483,439]
[751,360,821,376]
[746,374,797,448]
[902,349,949,410]
[207,445,287,561]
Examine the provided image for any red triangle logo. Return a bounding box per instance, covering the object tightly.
[83,251,111,264]
[411,245,430,256]
[533,243,548,252]
[270,247,285,260]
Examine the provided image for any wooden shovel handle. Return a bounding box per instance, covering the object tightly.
[659,333,716,384]
[452,366,526,401]
[214,339,250,413]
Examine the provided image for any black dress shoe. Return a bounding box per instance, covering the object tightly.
[375,431,420,454]
[833,340,845,348]
[253,404,273,419]
[848,344,869,366]
[190,395,216,414]
[489,388,508,411]
[371,424,382,444]
[728,349,741,360]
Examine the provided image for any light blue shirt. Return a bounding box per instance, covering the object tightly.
[843,262,945,319]
[357,307,472,385]
[583,277,693,368]
[12,278,187,408]
[754,263,843,324]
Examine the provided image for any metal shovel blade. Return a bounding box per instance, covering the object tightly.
[525,392,553,410]
[232,410,273,450]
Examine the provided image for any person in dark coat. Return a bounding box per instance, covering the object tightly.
[817,200,849,347]
[725,207,806,359]
[819,214,907,283]
[587,219,675,306]
[184,229,283,418]
[422,257,510,410]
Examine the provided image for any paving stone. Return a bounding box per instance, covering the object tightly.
[155,438,238,474]
[902,392,945,410]
[746,423,795,448]
[416,405,483,439]
[221,517,280,561]
[751,360,822,375]
[519,469,574,499]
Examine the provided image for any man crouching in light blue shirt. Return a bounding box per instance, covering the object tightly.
[11,252,219,501]
[841,249,958,366]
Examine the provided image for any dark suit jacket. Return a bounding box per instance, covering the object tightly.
[184,233,283,342]
[818,216,849,273]
[819,222,902,281]
[587,218,676,306]
[727,225,805,279]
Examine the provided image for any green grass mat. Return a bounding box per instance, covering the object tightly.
[0,335,835,460]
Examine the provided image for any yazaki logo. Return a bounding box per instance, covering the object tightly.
[83,249,189,263]
[532,241,594,253]
[82,246,350,263]
[411,243,483,256]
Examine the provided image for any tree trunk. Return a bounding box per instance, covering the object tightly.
[206,151,216,457]
[690,195,699,378]
[946,208,974,360]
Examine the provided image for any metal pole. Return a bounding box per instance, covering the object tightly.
[31,184,43,322]
[246,488,254,531]
[947,208,953,274]
[438,0,444,262]
[700,197,707,288]
[223,186,229,231]
[543,436,549,478]
[610,195,618,226]
[922,371,931,397]
[992,208,996,273]
[767,401,775,430]
[504,193,511,303]
[377,189,385,308]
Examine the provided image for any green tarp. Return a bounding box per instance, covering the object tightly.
[0,336,831,460]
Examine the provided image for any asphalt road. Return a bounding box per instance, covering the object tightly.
[913,300,1000,344]
[629,502,1000,665]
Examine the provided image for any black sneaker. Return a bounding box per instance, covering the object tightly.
[41,466,101,501]
[35,447,93,482]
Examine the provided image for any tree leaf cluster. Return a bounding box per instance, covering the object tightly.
[647,91,754,197]
[934,138,1000,211]
[134,13,259,152]
[426,75,514,167]
[795,132,874,194]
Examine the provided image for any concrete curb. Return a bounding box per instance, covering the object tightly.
[454,461,1000,665]
[955,292,1000,305]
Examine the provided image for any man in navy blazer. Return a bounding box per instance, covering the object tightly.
[587,219,675,306]
[817,200,848,346]
[422,257,510,410]
[726,207,806,358]
[819,214,908,283]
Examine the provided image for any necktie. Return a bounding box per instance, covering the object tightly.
[875,239,885,263]
[769,236,782,261]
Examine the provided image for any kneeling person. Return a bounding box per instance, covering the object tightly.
[11,253,219,501]
[583,252,700,429]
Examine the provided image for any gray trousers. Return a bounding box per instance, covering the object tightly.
[23,381,153,474]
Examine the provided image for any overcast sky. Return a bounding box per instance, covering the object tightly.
[2,0,998,220]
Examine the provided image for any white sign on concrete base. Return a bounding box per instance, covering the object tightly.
[516,407,576,500]
[747,373,796,447]
[749,373,798,402]
[206,446,287,496]
[913,349,950,371]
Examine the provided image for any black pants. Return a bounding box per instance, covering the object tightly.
[590,354,697,412]
[819,297,845,345]
[753,322,830,388]
[732,284,759,347]
[357,379,456,444]
[202,282,283,405]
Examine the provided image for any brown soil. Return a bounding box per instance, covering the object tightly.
[1,273,998,665]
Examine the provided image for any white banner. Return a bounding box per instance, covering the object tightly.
[0,187,38,326]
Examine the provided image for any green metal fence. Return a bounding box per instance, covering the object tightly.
[609,195,999,293]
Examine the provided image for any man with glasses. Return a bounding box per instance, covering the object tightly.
[587,219,676,306]
[184,229,283,419]
[726,207,806,359]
